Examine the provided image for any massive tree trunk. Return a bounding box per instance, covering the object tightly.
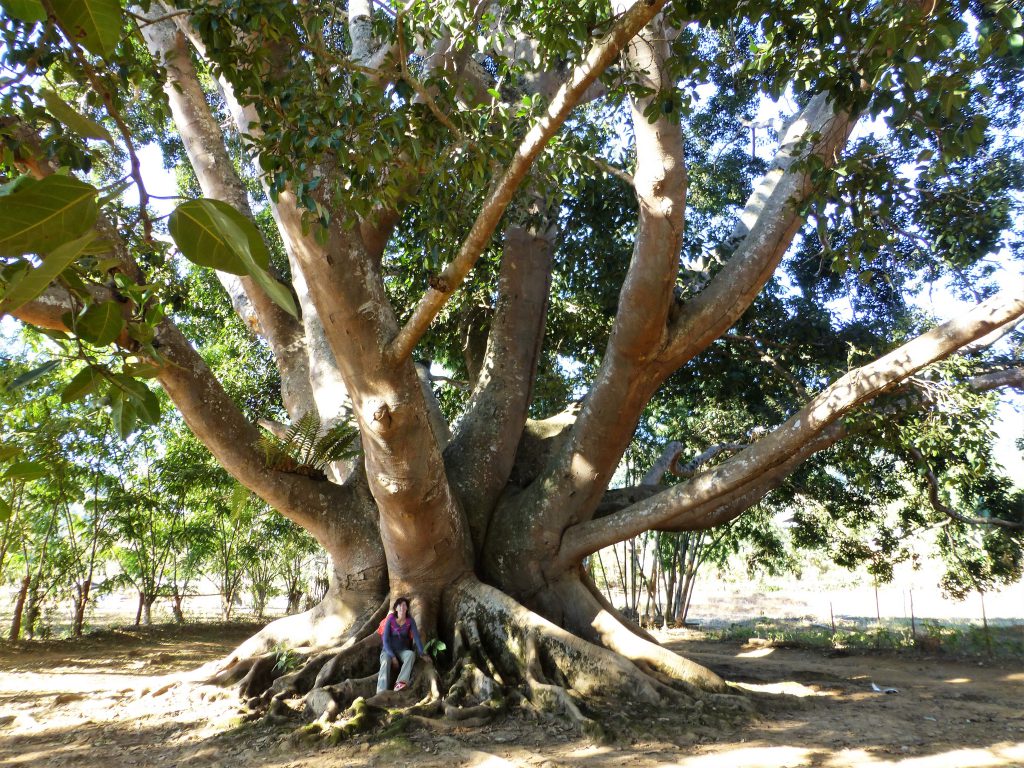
[7,0,1023,740]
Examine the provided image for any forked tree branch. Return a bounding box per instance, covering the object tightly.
[615,361,1023,527]
[500,13,689,541]
[658,92,857,370]
[170,11,363,431]
[384,0,668,365]
[556,289,1024,565]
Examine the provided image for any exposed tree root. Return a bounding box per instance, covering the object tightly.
[313,633,381,688]
[448,577,677,715]
[197,576,750,746]
[304,674,378,720]
[197,590,387,688]
[548,574,732,694]
[523,631,603,739]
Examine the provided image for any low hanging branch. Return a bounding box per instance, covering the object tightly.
[907,446,1024,530]
[384,0,668,365]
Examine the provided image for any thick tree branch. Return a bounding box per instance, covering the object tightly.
[385,0,668,365]
[960,316,1021,354]
[969,366,1024,392]
[172,18,363,435]
[641,440,755,485]
[348,0,375,65]
[557,289,1024,564]
[653,425,846,534]
[6,271,365,551]
[551,342,1021,533]
[447,223,554,545]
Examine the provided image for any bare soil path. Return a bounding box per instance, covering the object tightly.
[0,625,1021,768]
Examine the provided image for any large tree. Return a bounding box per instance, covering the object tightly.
[1,0,1023,730]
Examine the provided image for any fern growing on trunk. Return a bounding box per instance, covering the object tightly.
[257,413,360,478]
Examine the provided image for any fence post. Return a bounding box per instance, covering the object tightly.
[909,589,916,642]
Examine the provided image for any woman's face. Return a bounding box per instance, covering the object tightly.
[395,601,408,620]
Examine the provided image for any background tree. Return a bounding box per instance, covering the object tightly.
[1,0,1022,733]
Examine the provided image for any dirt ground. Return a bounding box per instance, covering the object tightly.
[0,624,1022,768]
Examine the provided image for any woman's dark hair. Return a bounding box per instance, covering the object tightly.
[392,596,410,612]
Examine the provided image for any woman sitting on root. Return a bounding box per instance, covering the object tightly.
[376,596,428,693]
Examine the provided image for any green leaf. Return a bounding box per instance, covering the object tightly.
[74,300,125,345]
[110,391,137,439]
[1010,33,1023,48]
[40,89,113,143]
[61,365,107,403]
[108,372,149,402]
[168,198,270,276]
[0,496,11,522]
[4,359,60,391]
[97,177,132,207]
[207,207,297,317]
[49,0,123,58]
[230,482,252,518]
[0,176,98,257]
[0,231,97,314]
[5,460,47,481]
[1,0,45,23]
[134,386,161,425]
[241,257,298,318]
[903,62,924,91]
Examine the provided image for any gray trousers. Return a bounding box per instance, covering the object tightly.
[376,649,416,693]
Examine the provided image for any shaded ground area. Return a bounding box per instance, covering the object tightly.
[0,624,1022,768]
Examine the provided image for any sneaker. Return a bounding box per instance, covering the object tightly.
[394,681,407,691]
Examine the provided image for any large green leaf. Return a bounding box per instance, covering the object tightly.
[241,255,299,319]
[1,0,45,23]
[0,231,97,315]
[108,372,149,401]
[61,365,107,403]
[206,205,298,318]
[74,300,125,345]
[168,199,269,276]
[49,0,123,58]
[0,176,97,256]
[4,359,60,391]
[5,460,47,481]
[110,391,137,439]
[40,89,113,143]
[0,496,11,522]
